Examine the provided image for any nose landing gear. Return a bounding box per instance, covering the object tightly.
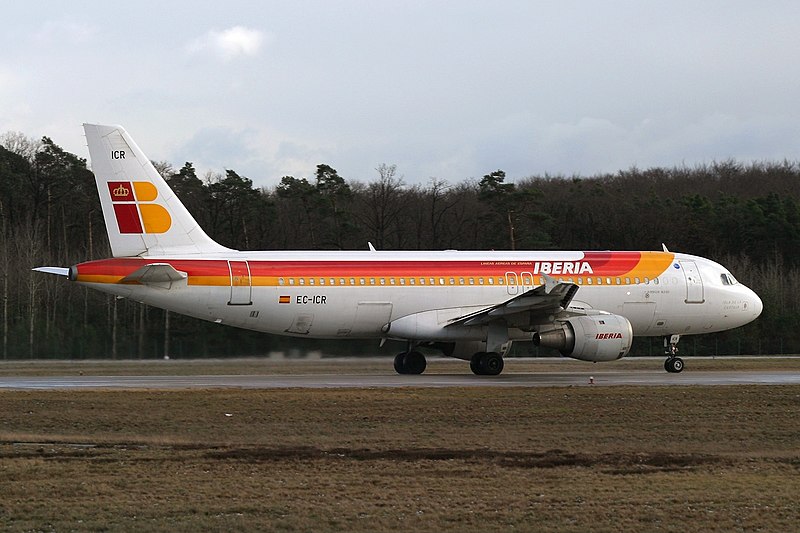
[664,334,684,373]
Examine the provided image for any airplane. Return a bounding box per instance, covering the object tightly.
[34,124,763,375]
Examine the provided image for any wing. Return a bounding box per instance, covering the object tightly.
[446,275,579,328]
[120,263,187,284]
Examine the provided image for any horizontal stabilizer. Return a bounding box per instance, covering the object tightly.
[32,266,70,277]
[120,263,187,284]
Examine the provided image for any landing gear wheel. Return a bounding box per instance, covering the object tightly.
[665,357,684,373]
[663,335,683,373]
[394,351,427,375]
[470,352,486,375]
[482,352,504,376]
[394,352,407,374]
[470,351,504,376]
[404,351,427,375]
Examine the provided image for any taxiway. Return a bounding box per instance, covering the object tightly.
[1,370,799,390]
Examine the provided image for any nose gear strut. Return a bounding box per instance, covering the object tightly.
[663,334,684,373]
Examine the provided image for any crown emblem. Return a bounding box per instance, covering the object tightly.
[113,184,130,197]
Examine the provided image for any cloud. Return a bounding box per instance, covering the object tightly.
[34,19,95,44]
[187,26,267,61]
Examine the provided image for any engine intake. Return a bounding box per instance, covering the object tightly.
[532,314,633,362]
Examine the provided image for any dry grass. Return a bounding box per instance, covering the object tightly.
[1,376,799,531]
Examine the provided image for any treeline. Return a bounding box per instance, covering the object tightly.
[1,131,798,359]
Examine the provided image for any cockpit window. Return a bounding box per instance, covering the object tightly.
[720,273,737,286]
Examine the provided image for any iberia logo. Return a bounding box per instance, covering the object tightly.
[107,181,172,234]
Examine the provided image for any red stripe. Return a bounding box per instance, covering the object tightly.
[75,253,657,279]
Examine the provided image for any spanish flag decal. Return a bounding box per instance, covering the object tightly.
[279,295,291,304]
[108,181,172,234]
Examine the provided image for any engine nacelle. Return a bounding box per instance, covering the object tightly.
[532,314,633,362]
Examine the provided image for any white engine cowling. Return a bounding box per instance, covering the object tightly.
[532,314,633,362]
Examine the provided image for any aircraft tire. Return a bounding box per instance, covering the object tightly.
[394,352,407,374]
[664,357,685,373]
[482,352,504,376]
[405,351,427,375]
[470,352,486,375]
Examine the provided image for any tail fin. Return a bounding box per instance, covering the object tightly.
[84,124,230,257]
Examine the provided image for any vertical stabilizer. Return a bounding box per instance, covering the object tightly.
[84,124,230,257]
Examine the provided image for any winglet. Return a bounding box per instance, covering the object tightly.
[662,243,670,252]
[542,273,558,294]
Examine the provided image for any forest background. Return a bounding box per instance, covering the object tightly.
[0,132,797,359]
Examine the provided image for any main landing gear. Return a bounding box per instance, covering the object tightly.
[664,334,684,373]
[470,351,504,376]
[394,350,427,375]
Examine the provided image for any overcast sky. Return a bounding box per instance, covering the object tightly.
[2,1,800,187]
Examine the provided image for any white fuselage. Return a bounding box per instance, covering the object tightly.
[76,250,763,344]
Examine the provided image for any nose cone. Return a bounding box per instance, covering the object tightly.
[749,288,763,320]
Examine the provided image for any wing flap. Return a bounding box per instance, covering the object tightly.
[450,276,579,327]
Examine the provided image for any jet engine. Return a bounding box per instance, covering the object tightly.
[532,314,632,362]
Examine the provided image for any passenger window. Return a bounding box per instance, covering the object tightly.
[360,278,366,285]
[339,278,345,285]
[319,278,325,285]
[469,278,475,285]
[625,277,630,284]
[400,278,405,285]
[390,278,396,285]
[439,278,445,285]
[634,277,640,284]
[488,277,494,285]
[616,277,621,285]
[299,278,305,286]
[419,278,425,285]
[459,277,465,285]
[587,278,593,285]
[289,278,295,286]
[309,278,315,285]
[449,277,455,285]
[279,277,285,286]
[349,278,355,285]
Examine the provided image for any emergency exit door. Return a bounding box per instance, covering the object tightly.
[228,260,252,305]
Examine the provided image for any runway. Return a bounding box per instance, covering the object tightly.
[2,370,799,390]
